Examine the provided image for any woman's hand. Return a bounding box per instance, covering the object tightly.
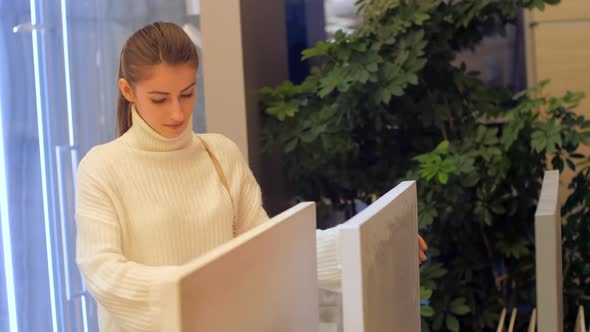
[419,235,428,265]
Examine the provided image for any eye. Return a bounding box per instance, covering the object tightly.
[181,92,194,98]
[151,98,166,104]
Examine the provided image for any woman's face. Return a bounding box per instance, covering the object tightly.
[120,63,197,138]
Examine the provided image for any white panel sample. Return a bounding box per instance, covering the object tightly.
[160,202,319,332]
[340,181,420,332]
[535,170,563,332]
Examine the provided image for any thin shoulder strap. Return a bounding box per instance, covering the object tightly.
[197,135,237,237]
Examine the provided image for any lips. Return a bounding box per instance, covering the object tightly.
[165,123,184,130]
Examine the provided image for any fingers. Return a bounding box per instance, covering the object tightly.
[419,249,427,263]
[418,235,428,251]
[418,235,428,265]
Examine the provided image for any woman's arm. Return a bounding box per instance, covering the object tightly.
[316,226,342,291]
[76,160,180,331]
[226,139,343,290]
[234,152,270,234]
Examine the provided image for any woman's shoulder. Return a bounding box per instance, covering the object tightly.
[195,133,249,178]
[77,139,127,175]
[196,133,243,158]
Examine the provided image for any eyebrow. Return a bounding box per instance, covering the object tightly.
[147,82,196,95]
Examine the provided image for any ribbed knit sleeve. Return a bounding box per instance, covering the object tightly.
[208,135,343,291]
[316,226,342,291]
[75,157,180,331]
[236,149,270,234]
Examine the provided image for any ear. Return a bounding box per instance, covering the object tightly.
[119,78,135,103]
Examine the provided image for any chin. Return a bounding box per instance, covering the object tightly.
[161,125,187,138]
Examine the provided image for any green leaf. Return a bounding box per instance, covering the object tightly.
[284,138,298,153]
[366,62,378,73]
[513,80,550,100]
[446,314,460,332]
[434,140,450,154]
[419,203,437,229]
[532,120,562,154]
[266,102,300,121]
[300,127,321,143]
[449,298,471,316]
[428,265,448,279]
[570,153,585,159]
[454,155,476,174]
[420,286,433,301]
[461,173,480,187]
[437,172,449,184]
[301,41,331,60]
[440,159,457,173]
[421,305,435,318]
[567,159,576,171]
[496,239,530,259]
[552,156,564,172]
[413,12,430,25]
[490,203,506,215]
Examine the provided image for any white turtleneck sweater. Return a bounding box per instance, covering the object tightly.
[75,109,341,332]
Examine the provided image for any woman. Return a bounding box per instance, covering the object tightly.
[76,22,427,332]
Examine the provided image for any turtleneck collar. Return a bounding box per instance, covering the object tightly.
[122,105,194,152]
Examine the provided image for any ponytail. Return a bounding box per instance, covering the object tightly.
[116,91,132,137]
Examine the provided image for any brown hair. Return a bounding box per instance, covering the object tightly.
[116,22,199,136]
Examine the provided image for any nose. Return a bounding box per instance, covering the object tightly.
[169,98,185,123]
